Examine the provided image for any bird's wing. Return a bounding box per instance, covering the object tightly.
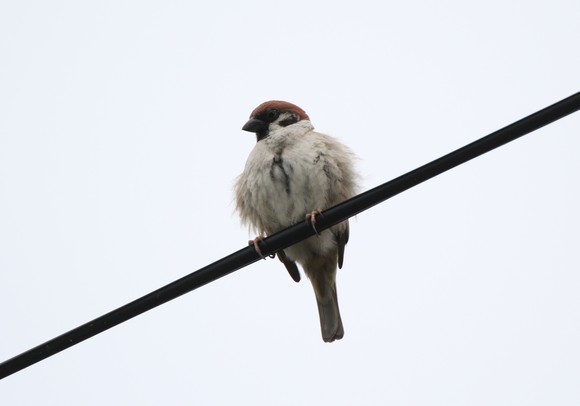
[334,220,349,269]
[277,249,301,282]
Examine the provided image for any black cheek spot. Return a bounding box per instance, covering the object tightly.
[279,115,298,127]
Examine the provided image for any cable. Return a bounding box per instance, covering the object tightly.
[1,91,579,380]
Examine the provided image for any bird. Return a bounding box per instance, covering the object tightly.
[234,100,358,342]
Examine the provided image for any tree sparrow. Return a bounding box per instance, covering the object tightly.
[234,100,358,342]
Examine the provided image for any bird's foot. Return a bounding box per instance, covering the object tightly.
[305,209,324,236]
[248,236,275,259]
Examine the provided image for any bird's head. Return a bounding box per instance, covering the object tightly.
[242,100,310,141]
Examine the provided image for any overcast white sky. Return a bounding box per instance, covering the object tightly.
[1,1,580,405]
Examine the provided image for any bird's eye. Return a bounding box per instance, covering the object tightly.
[267,110,278,120]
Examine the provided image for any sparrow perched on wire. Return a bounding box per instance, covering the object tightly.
[234,100,358,342]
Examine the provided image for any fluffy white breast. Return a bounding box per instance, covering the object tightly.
[235,120,358,257]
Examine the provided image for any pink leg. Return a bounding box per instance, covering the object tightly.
[249,236,274,258]
[305,209,323,236]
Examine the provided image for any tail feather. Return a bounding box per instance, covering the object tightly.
[303,250,344,343]
[316,285,344,342]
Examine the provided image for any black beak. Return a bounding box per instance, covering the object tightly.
[242,118,268,134]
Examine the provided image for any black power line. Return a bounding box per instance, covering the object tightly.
[1,92,579,380]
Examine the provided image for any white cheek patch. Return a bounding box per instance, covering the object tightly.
[276,112,299,128]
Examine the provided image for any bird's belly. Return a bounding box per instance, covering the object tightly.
[284,231,337,263]
[246,152,325,233]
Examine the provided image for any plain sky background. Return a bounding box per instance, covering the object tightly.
[1,1,579,405]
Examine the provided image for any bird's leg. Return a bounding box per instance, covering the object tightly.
[248,236,275,259]
[305,209,324,236]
